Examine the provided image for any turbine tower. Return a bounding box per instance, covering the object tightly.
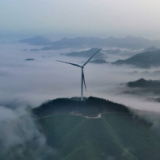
[57,48,101,101]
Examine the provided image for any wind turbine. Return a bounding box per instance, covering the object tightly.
[57,48,101,101]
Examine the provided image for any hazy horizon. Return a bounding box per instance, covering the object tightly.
[1,0,160,40]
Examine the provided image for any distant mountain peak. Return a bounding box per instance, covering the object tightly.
[113,50,160,68]
[144,46,158,52]
[20,36,160,49]
[61,37,68,40]
[19,36,50,45]
[64,48,105,59]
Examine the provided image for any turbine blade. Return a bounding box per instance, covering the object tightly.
[83,48,101,67]
[82,70,87,92]
[56,60,81,68]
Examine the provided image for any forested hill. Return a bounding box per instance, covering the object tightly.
[33,97,160,160]
[33,97,130,118]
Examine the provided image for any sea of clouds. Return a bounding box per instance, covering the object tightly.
[1,41,160,159]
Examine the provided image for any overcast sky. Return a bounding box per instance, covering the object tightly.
[1,0,160,39]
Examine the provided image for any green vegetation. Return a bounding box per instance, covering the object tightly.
[33,97,160,160]
[37,114,160,160]
[33,97,130,118]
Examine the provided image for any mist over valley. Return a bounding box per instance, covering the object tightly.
[2,0,160,159]
[1,36,160,159]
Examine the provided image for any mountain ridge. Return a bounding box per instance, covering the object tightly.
[63,48,105,59]
[113,50,160,68]
[20,36,51,45]
[19,36,160,49]
[126,78,160,95]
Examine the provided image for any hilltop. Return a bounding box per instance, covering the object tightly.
[33,97,160,160]
[33,97,130,118]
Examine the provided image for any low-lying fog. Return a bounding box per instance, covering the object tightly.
[1,42,160,113]
[1,42,160,159]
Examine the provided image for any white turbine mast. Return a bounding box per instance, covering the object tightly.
[57,48,101,101]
